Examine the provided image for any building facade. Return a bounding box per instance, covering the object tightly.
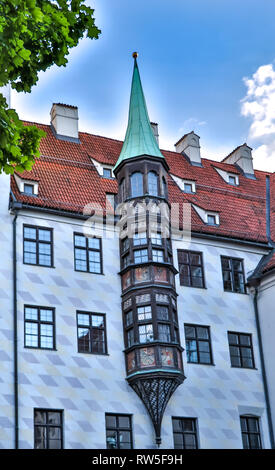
[0,55,274,449]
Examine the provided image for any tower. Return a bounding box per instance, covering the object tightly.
[114,53,185,445]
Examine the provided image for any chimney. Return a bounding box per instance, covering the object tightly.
[150,122,159,144]
[50,103,79,142]
[222,143,255,178]
[174,131,201,166]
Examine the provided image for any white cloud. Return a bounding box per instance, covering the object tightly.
[241,63,275,172]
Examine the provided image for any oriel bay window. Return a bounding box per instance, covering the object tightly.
[123,292,183,374]
[177,250,205,288]
[77,312,107,354]
[221,256,246,293]
[74,233,102,274]
[23,225,53,267]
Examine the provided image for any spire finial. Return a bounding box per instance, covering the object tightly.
[132,51,138,59]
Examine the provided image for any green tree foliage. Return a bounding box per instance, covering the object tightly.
[0,0,100,174]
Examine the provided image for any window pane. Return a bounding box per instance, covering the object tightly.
[106,415,116,428]
[186,340,198,363]
[221,257,231,270]
[133,232,147,246]
[190,253,201,265]
[40,309,53,322]
[48,412,61,425]
[137,306,152,321]
[173,433,184,449]
[88,238,100,250]
[91,315,104,328]
[75,236,86,248]
[24,241,36,253]
[196,327,209,340]
[148,172,158,196]
[248,418,259,433]
[24,227,36,239]
[172,419,182,432]
[156,305,169,321]
[152,249,164,262]
[184,434,196,449]
[185,325,196,338]
[77,313,90,326]
[78,328,90,352]
[38,229,51,242]
[25,307,38,320]
[34,410,47,424]
[249,433,261,449]
[228,333,239,345]
[118,416,130,428]
[106,430,118,449]
[239,335,251,346]
[34,426,47,449]
[134,249,148,263]
[131,173,143,197]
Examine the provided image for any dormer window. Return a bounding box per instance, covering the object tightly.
[184,183,194,193]
[207,214,219,226]
[103,168,112,179]
[24,184,34,195]
[228,175,239,186]
[170,174,196,194]
[14,174,39,196]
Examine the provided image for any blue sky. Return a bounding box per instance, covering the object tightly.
[12,0,275,170]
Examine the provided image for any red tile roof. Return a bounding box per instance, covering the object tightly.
[10,121,274,244]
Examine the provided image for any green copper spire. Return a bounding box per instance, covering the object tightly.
[114,53,164,170]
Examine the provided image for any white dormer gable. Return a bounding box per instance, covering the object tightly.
[192,203,220,226]
[14,174,39,195]
[214,167,239,186]
[90,158,114,178]
[170,174,196,193]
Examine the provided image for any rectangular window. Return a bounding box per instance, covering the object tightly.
[240,416,262,449]
[24,183,34,195]
[138,324,154,343]
[137,305,152,321]
[23,225,53,267]
[172,418,198,449]
[207,214,218,225]
[184,183,193,193]
[152,249,164,263]
[77,312,107,354]
[228,332,255,368]
[24,306,55,350]
[34,409,63,449]
[158,323,171,342]
[133,232,147,246]
[103,168,112,178]
[134,249,148,264]
[105,414,133,449]
[74,233,102,274]
[184,324,213,365]
[177,250,205,288]
[221,256,246,293]
[151,232,162,246]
